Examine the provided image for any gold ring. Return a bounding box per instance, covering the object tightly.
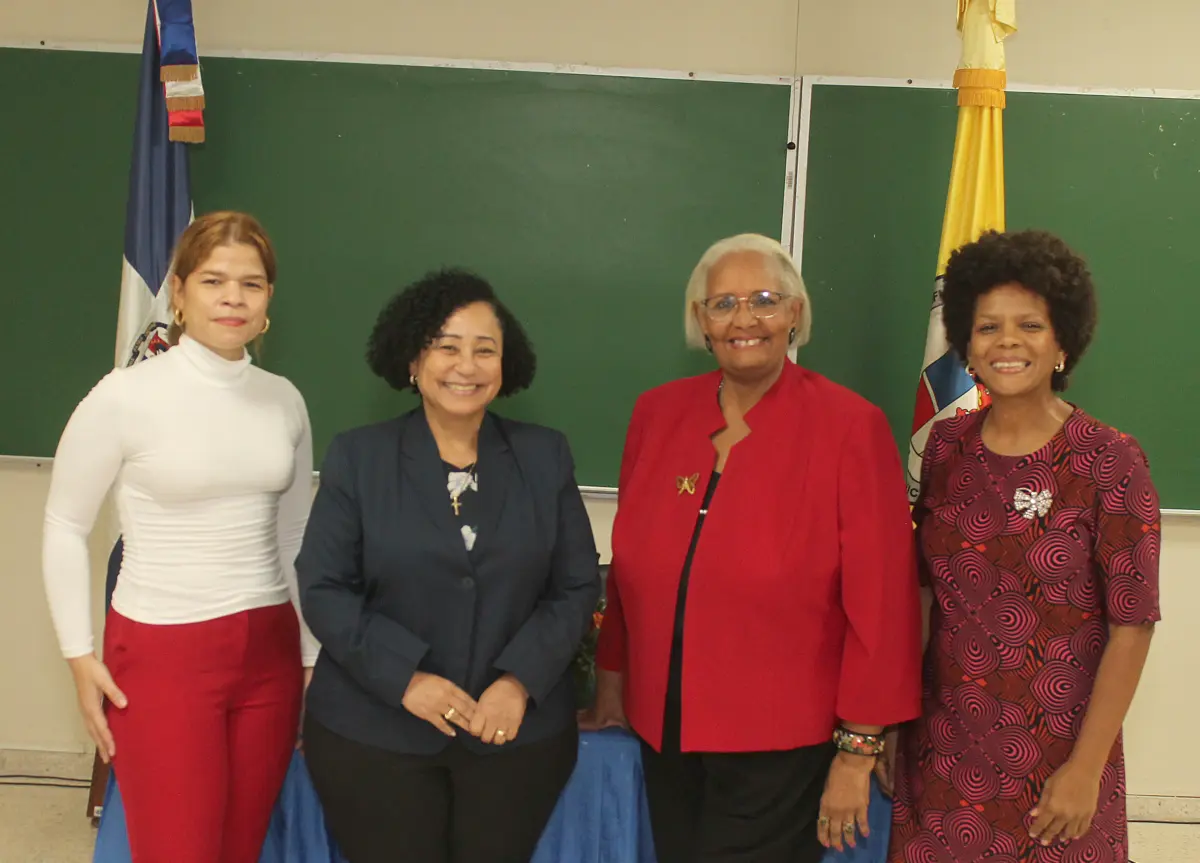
[843,824,855,834]
[444,707,457,721]
[818,816,830,827]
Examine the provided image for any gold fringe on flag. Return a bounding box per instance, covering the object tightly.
[160,63,200,83]
[169,126,205,143]
[953,68,1007,108]
[166,95,206,112]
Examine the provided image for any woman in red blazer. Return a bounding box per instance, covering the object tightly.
[581,233,923,862]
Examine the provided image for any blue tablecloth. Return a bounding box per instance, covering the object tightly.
[94,729,890,862]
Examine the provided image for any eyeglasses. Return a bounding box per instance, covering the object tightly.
[698,291,791,321]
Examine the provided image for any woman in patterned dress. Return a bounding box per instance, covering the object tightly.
[887,230,1161,863]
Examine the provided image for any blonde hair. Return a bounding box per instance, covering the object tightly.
[682,233,812,350]
[167,210,277,345]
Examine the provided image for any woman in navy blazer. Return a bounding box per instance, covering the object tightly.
[296,269,601,863]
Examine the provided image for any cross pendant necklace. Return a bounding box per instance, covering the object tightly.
[449,462,477,517]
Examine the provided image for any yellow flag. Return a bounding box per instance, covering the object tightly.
[906,0,1015,500]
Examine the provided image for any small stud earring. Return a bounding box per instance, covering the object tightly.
[1055,357,1066,373]
[409,374,417,387]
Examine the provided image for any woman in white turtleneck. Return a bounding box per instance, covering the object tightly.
[42,211,318,863]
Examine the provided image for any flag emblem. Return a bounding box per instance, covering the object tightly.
[113,1,198,371]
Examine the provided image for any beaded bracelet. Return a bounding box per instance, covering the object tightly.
[833,727,885,757]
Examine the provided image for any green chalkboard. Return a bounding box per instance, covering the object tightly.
[0,47,791,487]
[799,82,1200,510]
[1,50,138,461]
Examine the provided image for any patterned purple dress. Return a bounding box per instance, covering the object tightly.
[889,407,1161,863]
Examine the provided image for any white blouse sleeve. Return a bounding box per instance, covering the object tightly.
[278,388,321,666]
[42,372,126,659]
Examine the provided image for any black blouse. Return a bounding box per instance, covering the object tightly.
[662,469,722,753]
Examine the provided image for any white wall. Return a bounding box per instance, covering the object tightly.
[8,1,1200,91]
[0,461,114,752]
[1124,515,1200,800]
[2,0,1197,804]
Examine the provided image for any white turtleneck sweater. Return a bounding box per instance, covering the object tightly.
[42,334,320,666]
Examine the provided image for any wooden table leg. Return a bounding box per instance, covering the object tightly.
[87,750,109,825]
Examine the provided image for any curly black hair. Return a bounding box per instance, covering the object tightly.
[366,268,537,396]
[941,229,1097,392]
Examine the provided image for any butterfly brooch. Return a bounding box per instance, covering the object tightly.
[1013,487,1053,520]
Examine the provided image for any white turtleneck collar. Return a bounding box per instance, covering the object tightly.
[176,333,252,384]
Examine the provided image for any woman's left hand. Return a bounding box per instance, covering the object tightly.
[818,752,873,851]
[1028,760,1102,846]
[470,674,528,745]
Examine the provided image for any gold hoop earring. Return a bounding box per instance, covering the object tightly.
[261,317,271,335]
[173,307,184,326]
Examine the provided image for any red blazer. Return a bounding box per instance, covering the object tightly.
[595,361,922,752]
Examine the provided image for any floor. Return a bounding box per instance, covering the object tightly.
[1,751,1196,862]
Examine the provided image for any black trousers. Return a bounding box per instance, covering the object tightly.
[303,716,578,863]
[640,734,834,863]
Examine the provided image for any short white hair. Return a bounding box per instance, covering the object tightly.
[682,233,812,350]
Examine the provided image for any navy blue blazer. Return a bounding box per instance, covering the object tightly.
[296,409,601,755]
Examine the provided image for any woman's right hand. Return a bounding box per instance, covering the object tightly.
[67,654,126,763]
[401,671,478,737]
[577,669,627,730]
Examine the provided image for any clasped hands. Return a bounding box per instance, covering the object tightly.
[401,671,527,744]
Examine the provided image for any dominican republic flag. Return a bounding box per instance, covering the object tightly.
[112,0,197,373]
[107,0,202,609]
[90,1,206,820]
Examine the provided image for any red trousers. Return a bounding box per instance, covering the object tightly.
[104,602,303,863]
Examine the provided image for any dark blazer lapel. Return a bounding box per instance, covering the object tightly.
[472,413,514,558]
[399,411,472,570]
